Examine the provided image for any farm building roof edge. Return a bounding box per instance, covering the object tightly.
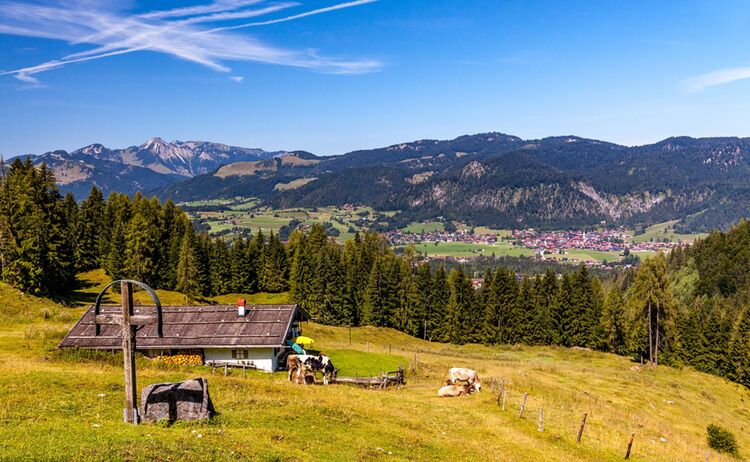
[58,303,308,350]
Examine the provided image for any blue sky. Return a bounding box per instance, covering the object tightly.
[2,0,750,157]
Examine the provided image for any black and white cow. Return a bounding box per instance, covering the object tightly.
[287,354,337,385]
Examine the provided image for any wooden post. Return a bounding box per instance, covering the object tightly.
[497,380,505,406]
[121,281,138,424]
[224,364,228,376]
[502,390,507,410]
[577,412,588,443]
[538,407,544,432]
[93,279,162,426]
[624,432,635,459]
[518,392,528,418]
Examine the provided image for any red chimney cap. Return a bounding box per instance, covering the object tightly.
[237,298,246,306]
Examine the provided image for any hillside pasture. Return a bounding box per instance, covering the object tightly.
[402,241,535,258]
[631,220,707,243]
[0,281,748,461]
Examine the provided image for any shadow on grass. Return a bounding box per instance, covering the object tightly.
[49,276,101,307]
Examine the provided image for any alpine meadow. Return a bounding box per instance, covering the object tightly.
[2,1,750,461]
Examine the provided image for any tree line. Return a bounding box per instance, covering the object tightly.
[2,160,750,388]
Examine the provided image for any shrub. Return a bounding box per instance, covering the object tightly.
[707,424,739,457]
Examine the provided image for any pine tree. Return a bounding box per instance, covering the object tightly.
[626,253,678,365]
[230,236,252,292]
[479,269,499,344]
[75,186,105,271]
[175,228,199,304]
[569,265,598,347]
[445,268,475,344]
[260,231,288,292]
[413,263,434,340]
[728,305,750,387]
[124,212,158,285]
[105,219,126,281]
[517,277,537,344]
[394,258,418,335]
[362,257,385,326]
[602,287,627,354]
[209,238,232,295]
[528,269,557,345]
[0,159,76,294]
[429,264,450,342]
[556,273,574,346]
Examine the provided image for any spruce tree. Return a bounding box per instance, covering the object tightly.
[105,220,126,281]
[260,231,288,292]
[76,186,105,271]
[175,228,199,304]
[602,287,627,354]
[429,265,451,342]
[626,253,678,365]
[209,239,232,295]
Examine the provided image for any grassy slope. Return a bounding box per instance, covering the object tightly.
[1,280,749,461]
[631,220,708,243]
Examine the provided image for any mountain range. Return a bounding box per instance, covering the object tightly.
[19,133,750,232]
[18,137,283,197]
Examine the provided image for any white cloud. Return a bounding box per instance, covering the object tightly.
[0,0,381,85]
[229,75,244,82]
[683,66,750,92]
[214,0,378,31]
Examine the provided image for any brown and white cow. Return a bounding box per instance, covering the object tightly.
[287,354,337,385]
[447,367,482,392]
[287,354,304,383]
[437,384,474,397]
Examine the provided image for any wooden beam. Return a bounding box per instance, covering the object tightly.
[121,281,138,424]
[96,314,157,326]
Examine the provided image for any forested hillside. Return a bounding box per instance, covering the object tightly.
[159,133,750,232]
[3,160,750,389]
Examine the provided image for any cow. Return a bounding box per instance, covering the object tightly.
[437,384,474,398]
[288,354,337,385]
[447,367,482,392]
[287,354,304,383]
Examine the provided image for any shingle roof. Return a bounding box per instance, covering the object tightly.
[58,304,304,350]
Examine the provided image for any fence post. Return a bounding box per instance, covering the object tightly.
[538,407,544,432]
[501,390,507,411]
[576,412,588,444]
[497,380,505,406]
[624,432,635,459]
[518,393,528,418]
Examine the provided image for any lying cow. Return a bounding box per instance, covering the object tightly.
[437,384,474,398]
[447,367,482,392]
[287,354,337,385]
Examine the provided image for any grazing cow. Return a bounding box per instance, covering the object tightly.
[437,384,473,398]
[288,354,337,385]
[447,367,482,392]
[287,355,304,383]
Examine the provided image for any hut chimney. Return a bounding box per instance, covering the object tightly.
[237,298,246,316]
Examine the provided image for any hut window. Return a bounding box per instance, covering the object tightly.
[232,349,249,359]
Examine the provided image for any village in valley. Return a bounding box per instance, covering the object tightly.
[387,226,688,264]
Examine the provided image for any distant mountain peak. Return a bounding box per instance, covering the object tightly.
[30,138,281,197]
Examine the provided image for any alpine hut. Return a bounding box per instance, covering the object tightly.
[58,302,309,372]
